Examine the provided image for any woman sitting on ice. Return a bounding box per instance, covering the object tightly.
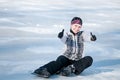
[33,17,97,78]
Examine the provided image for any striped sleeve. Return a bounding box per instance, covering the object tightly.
[60,33,68,43]
[82,31,92,42]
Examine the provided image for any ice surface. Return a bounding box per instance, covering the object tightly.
[0,0,120,80]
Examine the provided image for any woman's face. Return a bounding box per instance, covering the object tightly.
[71,24,82,34]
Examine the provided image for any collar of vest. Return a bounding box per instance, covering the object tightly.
[70,29,78,36]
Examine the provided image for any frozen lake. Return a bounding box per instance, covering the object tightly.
[0,0,120,80]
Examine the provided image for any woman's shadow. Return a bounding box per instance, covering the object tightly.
[80,58,120,76]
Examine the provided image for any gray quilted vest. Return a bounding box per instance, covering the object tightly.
[63,31,84,61]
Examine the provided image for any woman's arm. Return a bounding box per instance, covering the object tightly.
[82,31,97,42]
[58,29,67,43]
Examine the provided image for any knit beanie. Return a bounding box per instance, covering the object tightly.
[71,17,82,25]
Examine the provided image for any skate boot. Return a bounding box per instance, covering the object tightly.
[33,68,51,78]
[59,65,74,76]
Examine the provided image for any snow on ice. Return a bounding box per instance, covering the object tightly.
[0,0,120,80]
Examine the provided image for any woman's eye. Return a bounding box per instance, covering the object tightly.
[75,25,77,27]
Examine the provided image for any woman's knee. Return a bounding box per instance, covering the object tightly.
[84,56,93,66]
[56,55,68,62]
[56,55,70,67]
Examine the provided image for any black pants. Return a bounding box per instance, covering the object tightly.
[39,55,73,74]
[73,56,93,75]
[36,55,93,75]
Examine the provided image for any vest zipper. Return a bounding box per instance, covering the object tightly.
[74,36,77,54]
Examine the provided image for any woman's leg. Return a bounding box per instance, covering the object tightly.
[55,56,74,76]
[33,55,71,77]
[73,56,93,75]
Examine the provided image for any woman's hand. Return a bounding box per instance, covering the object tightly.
[90,32,97,41]
[58,29,64,38]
